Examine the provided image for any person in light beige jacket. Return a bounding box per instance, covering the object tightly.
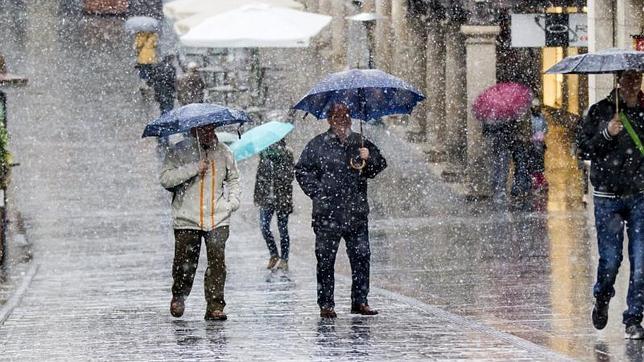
[160,124,240,321]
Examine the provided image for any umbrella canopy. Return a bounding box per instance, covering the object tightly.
[215,131,239,145]
[292,69,425,122]
[229,121,294,161]
[180,4,332,48]
[164,0,304,21]
[472,82,533,124]
[124,16,160,34]
[142,103,251,138]
[545,48,644,74]
[173,0,305,34]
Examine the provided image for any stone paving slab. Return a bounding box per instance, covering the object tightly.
[0,226,566,361]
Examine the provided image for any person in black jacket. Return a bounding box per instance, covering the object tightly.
[254,139,294,271]
[579,70,644,339]
[151,55,176,115]
[295,103,387,319]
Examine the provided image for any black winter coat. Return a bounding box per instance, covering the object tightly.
[254,145,294,213]
[295,130,387,227]
[151,61,176,102]
[577,91,644,195]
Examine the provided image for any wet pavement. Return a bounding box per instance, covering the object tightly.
[0,0,641,360]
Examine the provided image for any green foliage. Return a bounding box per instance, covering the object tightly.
[0,123,11,188]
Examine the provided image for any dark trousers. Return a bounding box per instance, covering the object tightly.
[135,63,153,83]
[510,143,532,197]
[159,95,174,115]
[593,194,644,326]
[314,222,370,309]
[259,206,290,261]
[172,226,229,311]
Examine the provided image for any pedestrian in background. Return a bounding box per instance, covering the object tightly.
[151,54,176,115]
[483,115,531,205]
[579,70,644,339]
[160,124,241,321]
[528,98,548,192]
[133,31,158,93]
[295,102,387,319]
[254,139,294,271]
[176,62,206,106]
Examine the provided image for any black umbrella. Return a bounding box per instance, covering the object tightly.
[546,48,644,154]
[545,48,644,113]
[545,48,644,75]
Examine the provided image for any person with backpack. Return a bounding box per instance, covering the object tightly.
[160,124,240,321]
[254,139,294,271]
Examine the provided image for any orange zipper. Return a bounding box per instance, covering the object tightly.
[210,160,216,228]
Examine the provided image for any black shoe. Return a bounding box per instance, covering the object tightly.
[170,296,185,318]
[204,310,227,321]
[351,304,378,316]
[625,324,644,339]
[592,299,609,330]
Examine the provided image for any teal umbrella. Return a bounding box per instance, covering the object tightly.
[230,121,294,161]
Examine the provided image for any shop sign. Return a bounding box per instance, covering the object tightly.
[511,13,588,48]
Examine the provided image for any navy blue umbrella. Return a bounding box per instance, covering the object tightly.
[292,69,425,122]
[142,103,252,138]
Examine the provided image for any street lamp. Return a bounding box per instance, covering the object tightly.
[346,12,385,69]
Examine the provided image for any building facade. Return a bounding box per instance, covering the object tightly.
[304,0,644,197]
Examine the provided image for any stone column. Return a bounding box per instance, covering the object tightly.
[330,0,347,69]
[587,0,614,104]
[390,0,410,79]
[616,0,644,48]
[361,0,375,12]
[374,0,393,72]
[390,0,427,141]
[461,25,500,198]
[423,18,446,158]
[303,0,318,12]
[442,22,468,180]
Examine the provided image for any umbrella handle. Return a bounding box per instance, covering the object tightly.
[350,121,366,171]
[350,158,366,170]
[196,133,203,160]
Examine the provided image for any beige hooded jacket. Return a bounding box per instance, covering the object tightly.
[160,137,240,231]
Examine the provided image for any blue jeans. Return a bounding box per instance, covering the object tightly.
[314,222,370,308]
[259,206,290,261]
[593,194,644,326]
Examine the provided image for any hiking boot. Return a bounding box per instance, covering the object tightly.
[351,304,378,316]
[204,310,227,321]
[170,296,185,318]
[320,307,337,319]
[592,298,609,330]
[625,324,644,339]
[267,256,279,269]
[276,259,288,271]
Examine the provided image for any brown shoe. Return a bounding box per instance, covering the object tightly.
[267,256,279,269]
[275,259,288,271]
[320,307,337,319]
[204,310,227,321]
[170,296,185,318]
[351,304,378,315]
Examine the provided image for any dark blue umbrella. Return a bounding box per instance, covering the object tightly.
[142,103,252,138]
[292,69,425,122]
